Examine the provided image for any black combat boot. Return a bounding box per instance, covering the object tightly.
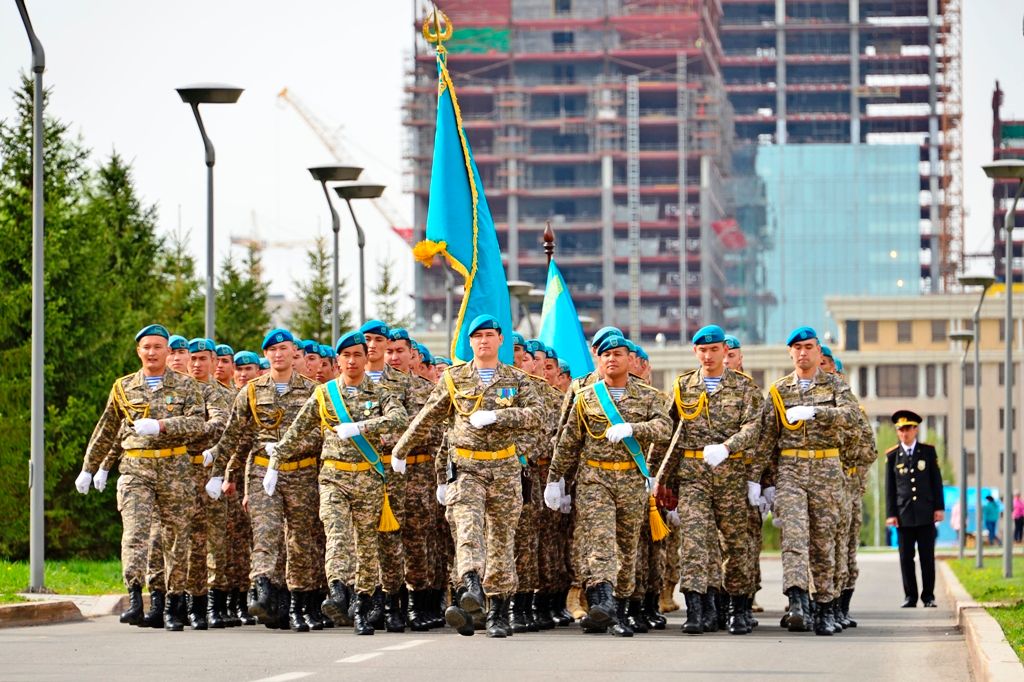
[367,586,385,631]
[814,600,833,636]
[727,594,749,635]
[825,599,841,634]
[142,589,164,628]
[353,591,374,635]
[585,582,616,628]
[533,593,554,630]
[429,589,447,629]
[626,599,649,633]
[238,588,256,625]
[186,593,208,630]
[785,587,807,632]
[609,598,634,637]
[798,590,812,631]
[249,576,274,622]
[486,595,512,638]
[207,588,227,629]
[222,590,240,627]
[510,593,531,633]
[682,591,703,634]
[840,588,857,627]
[322,580,352,626]
[287,591,309,632]
[164,593,185,632]
[445,586,475,636]
[308,590,328,630]
[644,590,666,630]
[460,571,485,615]
[384,591,406,633]
[716,589,728,630]
[407,590,430,632]
[701,588,719,633]
[746,594,758,628]
[120,585,144,626]
[553,590,574,626]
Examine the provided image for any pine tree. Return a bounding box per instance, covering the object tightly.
[372,256,413,329]
[216,243,274,350]
[153,228,204,337]
[289,235,351,341]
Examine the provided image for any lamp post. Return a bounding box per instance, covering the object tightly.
[522,288,546,337]
[176,84,243,339]
[507,280,533,330]
[950,330,975,561]
[333,184,385,324]
[16,0,46,593]
[308,166,363,343]
[983,159,1024,577]
[961,273,996,568]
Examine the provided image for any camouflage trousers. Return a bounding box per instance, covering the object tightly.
[434,505,454,591]
[117,454,194,594]
[746,504,763,594]
[844,473,865,590]
[631,510,665,599]
[513,467,540,593]
[184,463,212,595]
[375,460,406,594]
[575,465,648,599]
[401,455,438,591]
[320,466,387,595]
[247,462,320,591]
[445,458,523,597]
[226,489,252,590]
[676,458,754,595]
[663,522,681,587]
[832,471,855,595]
[775,456,844,602]
[537,460,569,592]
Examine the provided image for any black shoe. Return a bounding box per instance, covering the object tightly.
[553,590,574,626]
[626,599,649,633]
[223,588,240,627]
[460,572,485,616]
[186,593,208,630]
[813,600,833,636]
[142,589,165,628]
[353,592,375,635]
[580,614,608,633]
[785,587,807,633]
[533,593,554,630]
[250,577,274,622]
[798,591,812,632]
[644,590,666,630]
[305,590,326,630]
[119,586,144,626]
[408,590,431,632]
[275,587,291,629]
[368,586,386,631]
[901,597,917,608]
[585,582,616,628]
[609,598,633,637]
[428,589,447,629]
[288,591,310,632]
[510,592,531,633]
[832,600,848,631]
[164,593,185,632]
[445,587,475,636]
[727,594,749,635]
[745,594,758,628]
[682,591,703,634]
[923,599,937,608]
[237,588,256,625]
[385,591,406,633]
[322,580,352,627]
[702,587,719,633]
[840,588,857,627]
[715,588,727,630]
[207,589,227,629]
[486,595,512,638]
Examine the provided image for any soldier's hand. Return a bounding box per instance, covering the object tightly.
[262,468,278,497]
[934,510,944,523]
[334,422,361,440]
[222,480,236,496]
[785,406,816,422]
[92,469,109,492]
[886,516,899,528]
[133,418,161,436]
[205,477,224,501]
[703,443,729,468]
[74,471,92,495]
[468,410,497,429]
[763,486,776,508]
[435,484,448,506]
[544,481,563,510]
[666,509,681,527]
[746,481,762,507]
[391,457,407,475]
[605,423,633,443]
[201,449,214,467]
[559,494,572,514]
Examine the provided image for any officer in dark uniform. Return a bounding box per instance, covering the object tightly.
[884,410,944,608]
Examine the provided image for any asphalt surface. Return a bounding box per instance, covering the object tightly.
[0,552,970,682]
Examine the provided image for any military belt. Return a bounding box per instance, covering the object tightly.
[455,445,516,461]
[124,446,187,459]
[586,459,634,471]
[780,448,840,459]
[845,466,858,476]
[322,460,373,472]
[189,455,205,465]
[406,454,432,465]
[682,449,744,460]
[253,455,317,471]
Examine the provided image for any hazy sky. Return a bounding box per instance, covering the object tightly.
[1,1,1021,326]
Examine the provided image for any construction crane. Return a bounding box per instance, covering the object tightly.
[230,210,315,252]
[277,87,413,244]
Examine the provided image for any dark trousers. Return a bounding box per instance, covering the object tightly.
[896,524,936,604]
[1014,517,1023,543]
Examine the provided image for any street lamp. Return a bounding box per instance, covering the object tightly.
[950,329,975,561]
[333,184,386,323]
[176,83,243,340]
[983,158,1024,578]
[961,273,996,568]
[308,166,363,343]
[522,288,546,337]
[507,280,533,328]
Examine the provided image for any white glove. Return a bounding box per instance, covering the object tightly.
[264,442,277,458]
[391,457,406,475]
[703,443,729,468]
[468,410,497,429]
[436,484,448,506]
[544,481,562,510]
[205,477,224,501]
[75,471,92,495]
[202,449,214,467]
[92,468,108,492]
[133,418,161,436]
[646,476,657,494]
[763,486,776,508]
[785,405,816,422]
[757,496,770,516]
[559,495,572,514]
[262,468,278,497]
[605,423,633,443]
[747,481,762,507]
[666,509,682,527]
[772,514,782,528]
[334,422,361,440]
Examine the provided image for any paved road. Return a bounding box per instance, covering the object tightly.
[0,552,970,682]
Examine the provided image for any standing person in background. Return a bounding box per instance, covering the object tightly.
[1013,492,1024,543]
[983,495,1003,547]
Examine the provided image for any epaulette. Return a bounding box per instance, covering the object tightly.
[884,444,901,457]
[733,369,754,382]
[526,371,548,383]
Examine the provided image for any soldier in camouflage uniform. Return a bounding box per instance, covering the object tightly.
[206,329,319,632]
[395,314,542,638]
[540,358,575,623]
[547,334,672,637]
[756,326,858,636]
[654,325,763,636]
[75,324,206,631]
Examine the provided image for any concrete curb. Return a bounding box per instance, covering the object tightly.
[940,561,1024,681]
[0,600,83,629]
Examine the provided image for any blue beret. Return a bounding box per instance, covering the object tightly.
[435,356,452,366]
[724,335,741,350]
[546,346,558,361]
[821,345,833,358]
[336,330,367,353]
[624,339,637,353]
[167,334,188,350]
[388,328,411,342]
[558,359,571,374]
[591,326,623,348]
[135,324,170,342]
[692,325,726,346]
[524,339,541,356]
[320,344,336,359]
[262,328,295,350]
[467,314,501,336]
[297,340,315,353]
[597,335,631,356]
[636,347,649,361]
[188,337,215,353]
[528,339,547,356]
[511,332,526,348]
[258,358,270,370]
[233,350,260,367]
[417,343,434,365]
[834,357,844,373]
[215,344,234,357]
[359,319,390,338]
[786,326,818,346]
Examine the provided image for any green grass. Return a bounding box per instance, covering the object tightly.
[948,557,1024,603]
[0,593,28,604]
[0,559,123,599]
[989,605,1024,662]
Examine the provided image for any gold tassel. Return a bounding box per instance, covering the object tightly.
[378,487,401,532]
[412,239,448,267]
[648,496,669,542]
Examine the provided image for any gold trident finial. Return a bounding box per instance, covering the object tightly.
[423,6,453,47]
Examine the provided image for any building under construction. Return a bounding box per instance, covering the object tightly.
[405,0,746,342]
[992,81,1024,283]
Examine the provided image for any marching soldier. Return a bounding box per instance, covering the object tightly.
[214,344,235,388]
[166,334,189,374]
[232,351,261,389]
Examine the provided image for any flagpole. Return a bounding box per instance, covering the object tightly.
[545,221,555,268]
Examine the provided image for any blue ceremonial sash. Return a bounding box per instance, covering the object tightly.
[325,380,386,480]
[591,380,650,477]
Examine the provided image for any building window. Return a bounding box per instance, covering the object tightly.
[857,366,868,398]
[925,364,936,397]
[965,408,975,431]
[998,362,1017,387]
[967,453,976,475]
[999,452,1018,475]
[965,362,977,387]
[896,320,912,343]
[876,365,918,398]
[1000,318,1006,341]
[555,0,572,13]
[931,320,946,342]
[863,321,878,344]
[999,408,1017,430]
[845,320,860,351]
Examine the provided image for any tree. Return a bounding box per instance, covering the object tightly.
[372,256,413,329]
[288,235,351,342]
[152,228,204,337]
[216,243,274,350]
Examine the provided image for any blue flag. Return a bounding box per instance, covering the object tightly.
[413,49,513,365]
[538,260,595,379]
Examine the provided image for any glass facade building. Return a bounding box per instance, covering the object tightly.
[756,144,921,342]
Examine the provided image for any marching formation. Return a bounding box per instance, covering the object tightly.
[75,315,876,638]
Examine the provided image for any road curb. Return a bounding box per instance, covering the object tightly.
[940,561,1024,681]
[0,600,83,629]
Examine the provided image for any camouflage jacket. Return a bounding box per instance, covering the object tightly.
[271,375,408,468]
[189,379,233,454]
[548,375,673,484]
[513,374,562,465]
[83,368,206,474]
[209,371,317,479]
